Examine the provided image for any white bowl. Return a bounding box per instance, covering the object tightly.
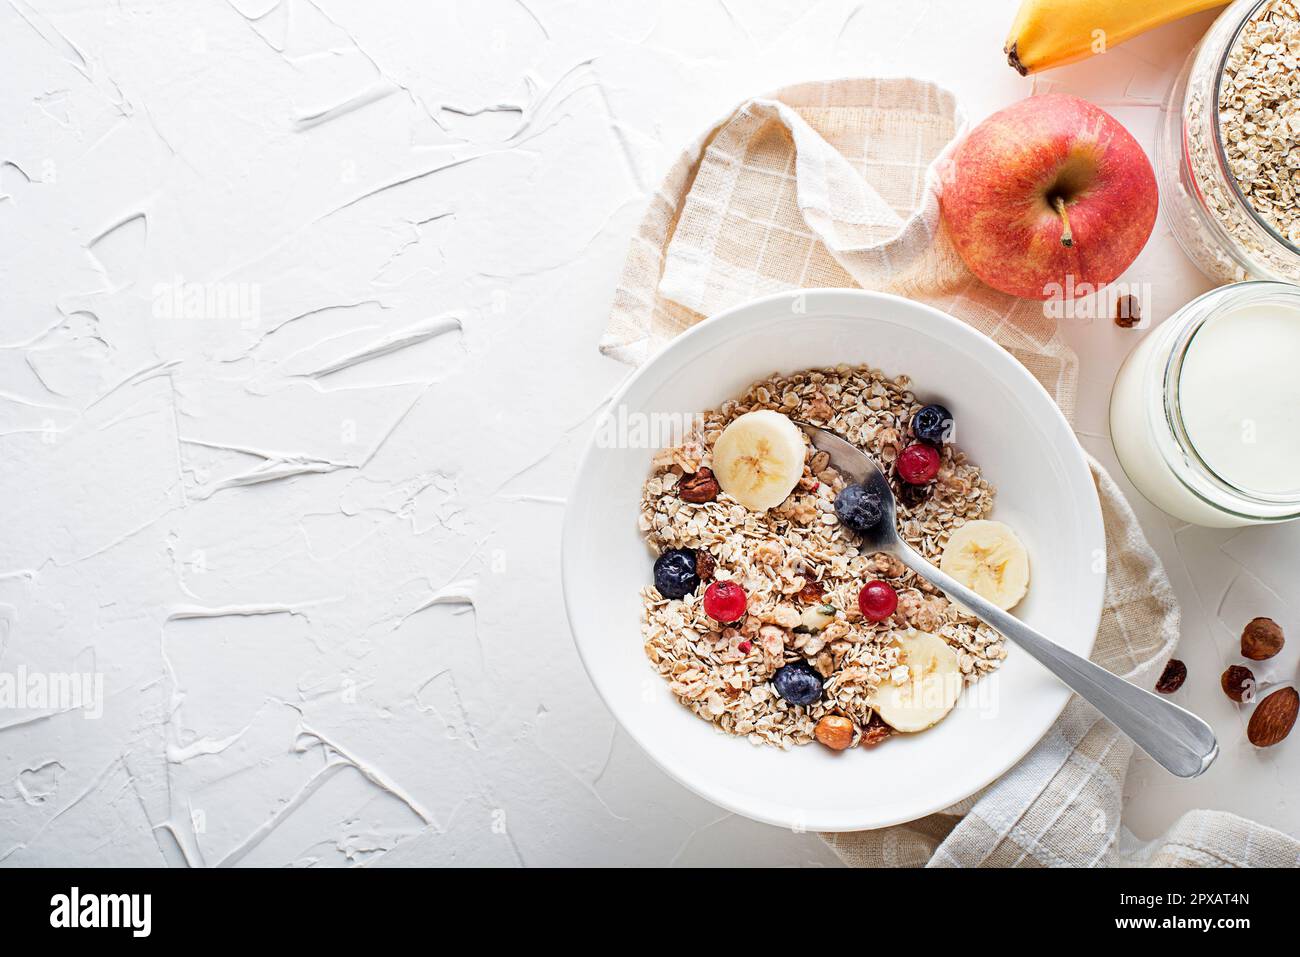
[563,289,1104,831]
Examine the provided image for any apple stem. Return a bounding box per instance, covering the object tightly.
[1053,196,1074,248]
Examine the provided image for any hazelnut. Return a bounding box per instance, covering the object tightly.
[1221,664,1256,703]
[1241,617,1284,660]
[1247,686,1298,748]
[813,714,854,751]
[1155,658,1187,694]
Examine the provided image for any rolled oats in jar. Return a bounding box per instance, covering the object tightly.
[1157,0,1300,282]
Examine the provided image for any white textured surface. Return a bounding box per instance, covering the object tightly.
[0,0,1294,867]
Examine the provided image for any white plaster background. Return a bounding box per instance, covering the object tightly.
[0,0,1295,867]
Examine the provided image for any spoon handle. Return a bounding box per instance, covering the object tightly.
[893,544,1218,779]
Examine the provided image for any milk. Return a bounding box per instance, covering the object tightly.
[1177,303,1300,496]
[1109,284,1300,527]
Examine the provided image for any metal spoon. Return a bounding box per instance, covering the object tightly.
[795,421,1218,779]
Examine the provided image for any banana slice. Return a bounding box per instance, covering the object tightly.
[873,629,964,732]
[939,519,1030,612]
[711,410,806,511]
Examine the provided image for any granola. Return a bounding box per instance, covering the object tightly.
[637,365,1007,751]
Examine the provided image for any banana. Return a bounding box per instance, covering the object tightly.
[1004,0,1228,75]
[711,410,806,511]
[939,520,1030,611]
[873,629,964,732]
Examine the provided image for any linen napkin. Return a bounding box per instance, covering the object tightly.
[600,77,1300,867]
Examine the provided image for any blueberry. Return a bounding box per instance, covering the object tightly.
[772,660,824,706]
[911,403,953,445]
[834,483,884,535]
[653,548,700,599]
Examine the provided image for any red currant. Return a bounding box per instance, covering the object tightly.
[858,580,898,622]
[897,443,940,484]
[737,640,753,654]
[703,580,747,623]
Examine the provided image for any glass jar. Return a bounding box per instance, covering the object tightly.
[1110,281,1300,527]
[1157,0,1300,283]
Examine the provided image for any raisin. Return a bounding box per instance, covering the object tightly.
[797,579,825,604]
[1155,658,1187,694]
[694,550,716,581]
[1115,294,1141,328]
[860,713,893,748]
[896,481,932,510]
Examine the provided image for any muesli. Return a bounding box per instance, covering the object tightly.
[637,365,1031,752]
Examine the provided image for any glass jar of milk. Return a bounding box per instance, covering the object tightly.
[1110,281,1300,527]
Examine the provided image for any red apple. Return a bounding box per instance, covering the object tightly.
[939,94,1157,301]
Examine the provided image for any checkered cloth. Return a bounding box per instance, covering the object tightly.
[601,78,1300,867]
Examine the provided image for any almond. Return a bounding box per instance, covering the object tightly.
[1247,686,1298,748]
